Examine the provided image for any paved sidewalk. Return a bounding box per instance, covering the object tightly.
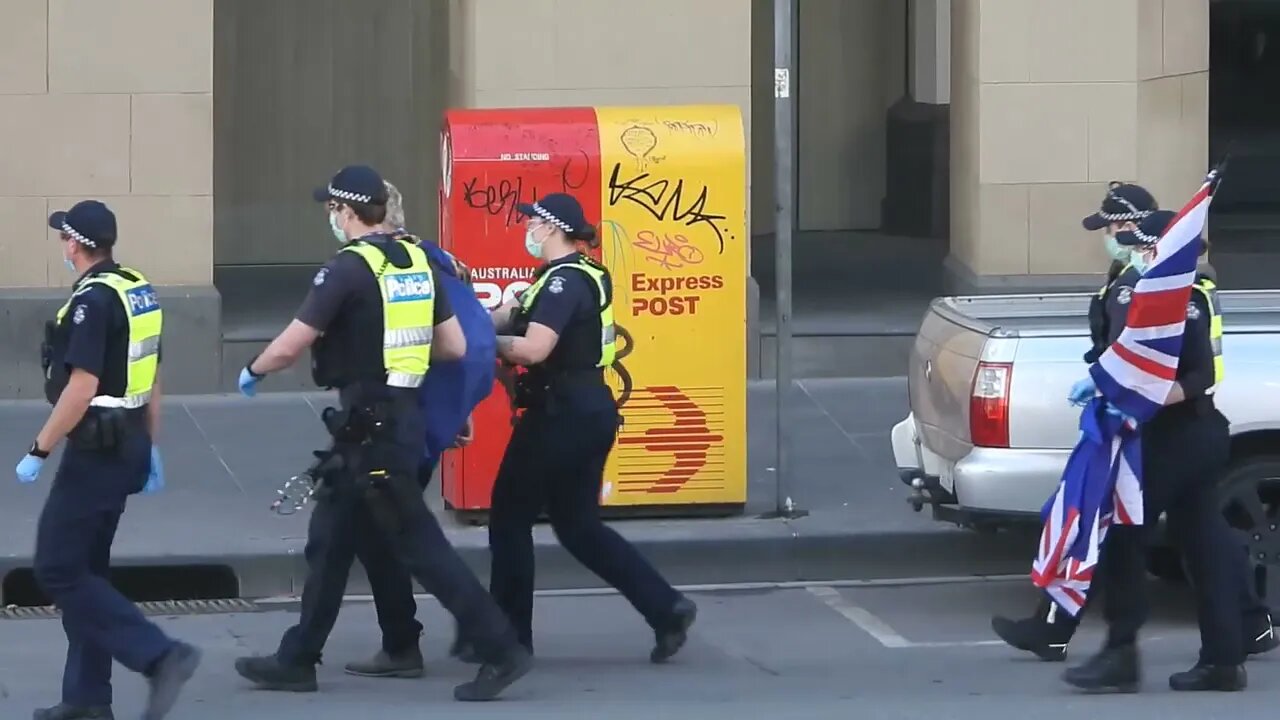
[0,378,1035,602]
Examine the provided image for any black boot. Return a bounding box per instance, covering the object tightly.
[32,704,114,720]
[651,596,698,664]
[453,644,533,702]
[1063,645,1140,693]
[233,654,318,692]
[1169,662,1247,692]
[990,599,1073,662]
[343,646,424,678]
[1245,611,1278,656]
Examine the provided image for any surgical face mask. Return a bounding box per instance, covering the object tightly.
[62,239,76,274]
[1103,233,1131,263]
[328,212,347,244]
[1130,249,1152,274]
[524,225,545,259]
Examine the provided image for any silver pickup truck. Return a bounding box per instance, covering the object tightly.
[891,290,1280,579]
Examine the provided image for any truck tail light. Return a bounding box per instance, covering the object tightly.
[970,361,1012,448]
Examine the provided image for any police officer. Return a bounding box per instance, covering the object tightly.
[20,200,201,720]
[341,181,491,679]
[479,192,696,661]
[991,183,1156,659]
[231,166,530,702]
[993,189,1277,665]
[1063,209,1253,692]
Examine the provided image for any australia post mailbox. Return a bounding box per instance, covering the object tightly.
[438,105,747,518]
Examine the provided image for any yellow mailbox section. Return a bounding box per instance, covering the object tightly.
[595,105,747,511]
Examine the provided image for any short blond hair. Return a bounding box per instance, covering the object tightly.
[384,181,406,230]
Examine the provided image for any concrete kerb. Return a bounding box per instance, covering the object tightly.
[0,523,1038,605]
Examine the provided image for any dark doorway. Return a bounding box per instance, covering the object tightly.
[1207,0,1280,287]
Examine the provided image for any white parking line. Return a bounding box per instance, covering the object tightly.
[251,574,1029,606]
[806,585,912,647]
[806,585,1008,649]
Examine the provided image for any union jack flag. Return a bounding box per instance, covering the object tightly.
[1031,170,1219,614]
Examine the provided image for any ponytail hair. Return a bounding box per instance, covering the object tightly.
[570,224,600,249]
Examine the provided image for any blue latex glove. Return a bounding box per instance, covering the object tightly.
[143,446,164,494]
[238,366,261,398]
[1067,377,1098,406]
[16,454,44,484]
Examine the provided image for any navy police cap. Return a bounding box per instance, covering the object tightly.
[517,193,589,235]
[1081,182,1158,231]
[48,200,117,250]
[1115,209,1177,247]
[313,165,389,205]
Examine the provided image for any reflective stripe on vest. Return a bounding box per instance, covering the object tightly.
[1192,278,1225,392]
[341,239,435,388]
[519,258,617,368]
[55,268,162,408]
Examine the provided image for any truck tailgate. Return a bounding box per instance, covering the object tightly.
[908,301,988,463]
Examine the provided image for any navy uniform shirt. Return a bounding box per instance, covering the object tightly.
[1104,265,1142,346]
[61,261,160,398]
[522,253,616,413]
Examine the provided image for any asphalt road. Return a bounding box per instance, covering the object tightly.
[0,577,1272,719]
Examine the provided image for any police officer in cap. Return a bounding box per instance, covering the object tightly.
[1062,208,1255,692]
[19,200,201,720]
[993,189,1277,666]
[991,182,1157,658]
[476,192,697,662]
[232,165,531,701]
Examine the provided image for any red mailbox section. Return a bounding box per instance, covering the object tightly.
[438,108,602,511]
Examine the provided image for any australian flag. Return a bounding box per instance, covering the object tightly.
[1031,169,1220,615]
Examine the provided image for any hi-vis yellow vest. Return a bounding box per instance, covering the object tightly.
[341,239,435,388]
[519,257,617,367]
[55,268,162,408]
[1192,277,1225,391]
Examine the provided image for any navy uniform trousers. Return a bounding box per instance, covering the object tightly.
[276,397,516,665]
[1098,401,1247,665]
[33,429,175,707]
[488,404,680,650]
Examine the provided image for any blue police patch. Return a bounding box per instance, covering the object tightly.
[125,285,160,316]
[383,272,434,303]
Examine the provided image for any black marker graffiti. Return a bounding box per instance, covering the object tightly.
[460,151,592,229]
[606,163,727,253]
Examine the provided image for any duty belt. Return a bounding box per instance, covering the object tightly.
[89,392,151,409]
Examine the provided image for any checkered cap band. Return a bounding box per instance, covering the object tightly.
[531,203,573,233]
[329,185,373,204]
[61,221,97,248]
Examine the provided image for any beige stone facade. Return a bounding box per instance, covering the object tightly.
[1,0,1214,290]
[950,0,1210,283]
[0,0,213,288]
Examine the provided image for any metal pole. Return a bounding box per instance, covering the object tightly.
[767,0,806,519]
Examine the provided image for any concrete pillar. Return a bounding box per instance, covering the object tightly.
[948,0,1209,291]
[0,0,216,398]
[911,0,951,105]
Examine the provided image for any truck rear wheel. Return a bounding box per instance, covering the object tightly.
[1144,457,1280,593]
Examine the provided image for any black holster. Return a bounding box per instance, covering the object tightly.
[67,408,136,453]
[319,400,407,534]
